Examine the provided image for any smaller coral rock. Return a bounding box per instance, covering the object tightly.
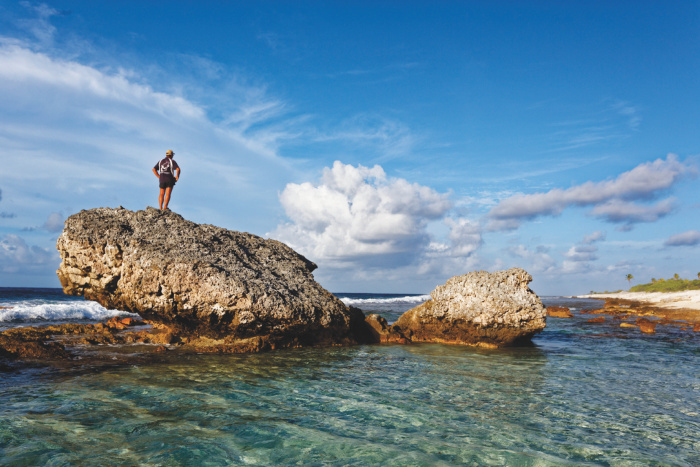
[636,318,657,334]
[393,268,546,347]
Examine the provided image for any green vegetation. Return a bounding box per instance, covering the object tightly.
[630,275,700,293]
[625,273,633,286]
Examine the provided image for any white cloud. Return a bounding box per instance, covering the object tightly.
[664,230,700,247]
[446,217,483,257]
[272,161,452,268]
[0,44,205,120]
[487,154,695,230]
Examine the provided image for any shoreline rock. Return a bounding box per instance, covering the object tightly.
[546,306,573,318]
[393,268,546,348]
[56,207,369,350]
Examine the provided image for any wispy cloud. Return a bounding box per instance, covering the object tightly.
[15,1,63,47]
[309,114,418,161]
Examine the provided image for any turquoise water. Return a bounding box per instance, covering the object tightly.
[1,291,699,465]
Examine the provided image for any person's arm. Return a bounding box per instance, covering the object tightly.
[175,166,180,181]
[153,167,160,179]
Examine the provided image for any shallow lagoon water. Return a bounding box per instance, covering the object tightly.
[1,291,699,465]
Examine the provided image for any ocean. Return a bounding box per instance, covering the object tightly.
[1,287,699,465]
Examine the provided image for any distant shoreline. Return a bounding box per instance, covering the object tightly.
[577,290,700,312]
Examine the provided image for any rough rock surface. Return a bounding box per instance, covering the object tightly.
[56,207,367,349]
[393,268,546,347]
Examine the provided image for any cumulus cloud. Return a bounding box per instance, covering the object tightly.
[445,218,483,257]
[487,155,696,230]
[664,230,700,247]
[271,161,454,268]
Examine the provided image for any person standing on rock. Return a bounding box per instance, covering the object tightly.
[152,149,180,210]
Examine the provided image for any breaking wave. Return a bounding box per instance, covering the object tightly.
[338,294,430,307]
[0,300,137,324]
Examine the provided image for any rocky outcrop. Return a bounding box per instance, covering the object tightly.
[546,306,573,318]
[393,268,546,347]
[56,207,367,350]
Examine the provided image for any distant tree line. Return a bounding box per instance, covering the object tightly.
[629,273,700,293]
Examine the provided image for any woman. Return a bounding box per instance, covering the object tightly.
[152,149,181,210]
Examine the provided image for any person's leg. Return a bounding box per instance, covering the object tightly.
[163,186,173,209]
[159,188,165,210]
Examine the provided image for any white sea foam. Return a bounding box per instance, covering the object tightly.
[339,295,430,306]
[0,300,138,323]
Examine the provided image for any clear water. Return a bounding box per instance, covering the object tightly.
[1,289,699,465]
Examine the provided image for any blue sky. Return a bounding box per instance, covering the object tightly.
[0,1,698,295]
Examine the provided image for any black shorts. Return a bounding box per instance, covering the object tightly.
[159,181,175,189]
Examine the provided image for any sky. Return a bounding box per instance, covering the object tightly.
[0,1,698,295]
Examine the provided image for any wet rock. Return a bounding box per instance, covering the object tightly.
[546,306,573,318]
[120,318,135,326]
[393,268,546,348]
[694,323,700,332]
[363,314,410,344]
[0,327,71,360]
[635,318,657,334]
[56,207,366,351]
[587,317,606,323]
[619,323,636,328]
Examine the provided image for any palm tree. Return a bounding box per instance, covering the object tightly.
[673,273,680,280]
[697,272,699,280]
[626,273,634,287]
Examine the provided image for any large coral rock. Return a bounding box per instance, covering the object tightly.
[56,207,366,349]
[393,268,546,347]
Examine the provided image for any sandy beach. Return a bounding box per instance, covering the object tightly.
[578,290,700,311]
